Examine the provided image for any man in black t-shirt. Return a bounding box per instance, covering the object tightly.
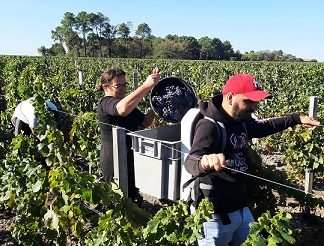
[97,67,160,202]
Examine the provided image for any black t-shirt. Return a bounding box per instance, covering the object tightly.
[97,96,145,142]
[97,96,146,189]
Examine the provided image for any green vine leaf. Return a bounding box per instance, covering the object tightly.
[44,209,60,232]
[32,180,42,193]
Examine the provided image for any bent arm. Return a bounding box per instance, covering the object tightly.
[116,68,160,116]
[184,120,221,176]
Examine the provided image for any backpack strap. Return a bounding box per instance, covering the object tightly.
[182,116,235,193]
[204,116,226,152]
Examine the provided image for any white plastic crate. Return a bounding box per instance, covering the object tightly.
[127,124,181,200]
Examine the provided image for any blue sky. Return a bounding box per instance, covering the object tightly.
[1,0,323,61]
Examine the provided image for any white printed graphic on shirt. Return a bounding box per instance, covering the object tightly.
[227,133,248,172]
[230,133,248,149]
[227,153,248,172]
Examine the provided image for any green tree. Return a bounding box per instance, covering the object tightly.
[75,11,92,56]
[88,12,109,57]
[51,26,65,44]
[242,50,264,61]
[112,38,129,58]
[234,50,242,61]
[199,36,215,60]
[117,22,132,42]
[135,23,152,58]
[223,40,235,60]
[212,38,225,60]
[51,12,80,55]
[117,22,132,56]
[49,43,66,56]
[102,22,117,57]
[87,33,100,57]
[152,36,184,59]
[38,46,48,56]
[61,12,75,30]
[179,36,200,59]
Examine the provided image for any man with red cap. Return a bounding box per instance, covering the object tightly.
[184,73,320,246]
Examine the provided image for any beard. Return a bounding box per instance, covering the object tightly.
[232,103,254,121]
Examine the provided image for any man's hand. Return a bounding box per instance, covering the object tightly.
[143,67,160,89]
[300,116,320,128]
[200,153,226,171]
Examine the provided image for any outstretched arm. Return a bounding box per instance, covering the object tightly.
[246,113,320,139]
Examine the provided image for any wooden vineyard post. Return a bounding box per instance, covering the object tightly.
[304,96,318,193]
[133,72,138,90]
[113,127,129,198]
[206,69,209,84]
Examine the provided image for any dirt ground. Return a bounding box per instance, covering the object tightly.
[0,208,15,246]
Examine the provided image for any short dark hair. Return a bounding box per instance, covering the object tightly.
[100,68,126,91]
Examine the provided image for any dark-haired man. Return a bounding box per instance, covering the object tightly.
[97,67,159,203]
[184,73,320,246]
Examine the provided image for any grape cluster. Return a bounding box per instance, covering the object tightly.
[151,85,197,123]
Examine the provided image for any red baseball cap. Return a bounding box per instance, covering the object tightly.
[222,74,271,101]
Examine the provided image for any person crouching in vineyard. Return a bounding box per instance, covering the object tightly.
[184,73,320,246]
[97,67,160,204]
[11,97,58,136]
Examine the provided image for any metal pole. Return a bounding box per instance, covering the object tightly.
[113,127,129,197]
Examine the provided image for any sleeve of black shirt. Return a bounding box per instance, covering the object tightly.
[246,113,301,139]
[100,96,120,116]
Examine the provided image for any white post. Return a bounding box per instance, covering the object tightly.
[304,96,318,193]
[308,96,318,118]
[79,71,84,89]
[75,59,84,89]
[112,127,129,197]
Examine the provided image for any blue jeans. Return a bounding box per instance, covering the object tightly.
[198,207,254,246]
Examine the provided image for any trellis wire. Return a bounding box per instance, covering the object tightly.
[53,108,323,199]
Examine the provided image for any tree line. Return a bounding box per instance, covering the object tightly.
[38,11,316,62]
